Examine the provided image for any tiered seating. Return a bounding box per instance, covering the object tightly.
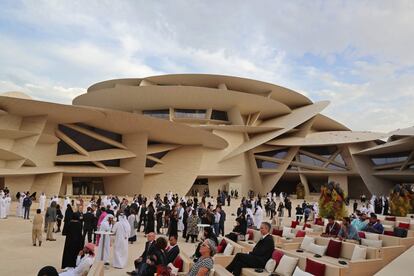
[356,231,413,265]
[238,229,304,252]
[215,237,246,267]
[280,236,384,275]
[379,215,414,238]
[241,248,343,276]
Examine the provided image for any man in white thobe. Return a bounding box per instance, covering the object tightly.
[253,205,263,229]
[39,192,46,213]
[5,194,11,217]
[96,214,113,264]
[0,195,5,219]
[112,214,131,269]
[19,193,25,217]
[59,243,95,276]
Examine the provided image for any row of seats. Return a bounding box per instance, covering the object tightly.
[222,226,414,276]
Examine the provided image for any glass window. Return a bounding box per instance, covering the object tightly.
[256,149,288,159]
[326,164,347,171]
[57,124,121,155]
[255,159,279,169]
[193,178,208,185]
[334,154,346,165]
[174,109,206,119]
[211,110,228,121]
[302,146,338,156]
[298,154,324,167]
[72,177,104,195]
[146,151,169,167]
[143,109,170,119]
[55,161,95,166]
[370,152,409,165]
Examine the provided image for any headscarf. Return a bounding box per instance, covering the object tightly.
[116,214,131,239]
[85,243,95,256]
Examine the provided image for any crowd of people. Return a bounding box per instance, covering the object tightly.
[0,186,404,276]
[27,190,240,275]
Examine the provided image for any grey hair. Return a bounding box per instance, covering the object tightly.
[204,239,217,256]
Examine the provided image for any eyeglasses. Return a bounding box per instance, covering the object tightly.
[201,243,210,249]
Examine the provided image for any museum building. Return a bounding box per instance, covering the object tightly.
[0,74,412,198]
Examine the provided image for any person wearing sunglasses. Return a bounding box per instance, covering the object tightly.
[188,239,216,276]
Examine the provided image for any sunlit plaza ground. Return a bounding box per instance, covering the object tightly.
[0,196,362,275]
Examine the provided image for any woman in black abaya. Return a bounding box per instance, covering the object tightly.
[62,204,73,236]
[145,202,155,234]
[61,212,84,269]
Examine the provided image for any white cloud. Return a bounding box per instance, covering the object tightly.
[0,1,413,132]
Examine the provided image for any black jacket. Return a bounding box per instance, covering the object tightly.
[250,234,274,265]
[166,245,180,264]
[141,241,156,260]
[83,212,95,230]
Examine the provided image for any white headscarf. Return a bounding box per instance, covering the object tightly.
[117,214,131,238]
[100,214,114,232]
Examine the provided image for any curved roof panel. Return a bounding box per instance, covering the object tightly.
[75,85,292,118]
[86,74,312,108]
[268,131,385,146]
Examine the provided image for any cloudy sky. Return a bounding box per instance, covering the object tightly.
[0,1,413,132]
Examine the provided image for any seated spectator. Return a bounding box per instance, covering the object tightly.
[321,215,340,237]
[127,232,156,275]
[351,212,368,231]
[226,222,275,276]
[364,213,384,234]
[144,237,168,276]
[193,227,218,261]
[188,239,216,276]
[225,213,247,242]
[59,243,95,276]
[338,217,360,242]
[166,235,180,264]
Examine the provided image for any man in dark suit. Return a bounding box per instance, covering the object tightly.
[127,232,156,275]
[82,207,95,243]
[226,222,274,276]
[166,235,180,264]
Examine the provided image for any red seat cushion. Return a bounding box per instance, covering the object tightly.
[247,229,254,240]
[384,230,395,236]
[217,238,227,253]
[358,231,366,239]
[303,223,311,230]
[385,216,396,221]
[305,258,326,276]
[291,221,300,228]
[173,256,183,272]
[273,229,283,236]
[219,238,227,247]
[398,222,410,229]
[315,218,324,226]
[272,249,284,266]
[296,230,306,237]
[326,239,342,258]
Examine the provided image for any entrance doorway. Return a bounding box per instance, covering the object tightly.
[188,178,208,197]
[72,177,104,195]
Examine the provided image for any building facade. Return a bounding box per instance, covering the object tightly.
[0,74,412,198]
